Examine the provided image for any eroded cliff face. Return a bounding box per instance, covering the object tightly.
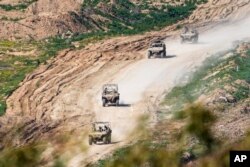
[0,0,83,39]
[0,34,147,146]
[0,0,249,40]
[187,0,250,24]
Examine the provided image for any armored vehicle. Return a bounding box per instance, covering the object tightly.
[89,122,112,145]
[147,40,167,58]
[180,27,199,43]
[102,84,120,107]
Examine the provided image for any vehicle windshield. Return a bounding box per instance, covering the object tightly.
[151,43,163,47]
[94,123,109,132]
[103,85,118,93]
[191,29,197,33]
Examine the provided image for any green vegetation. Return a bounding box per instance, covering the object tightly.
[80,0,207,35]
[61,0,208,48]
[0,144,44,167]
[183,104,217,153]
[163,48,250,111]
[0,38,74,115]
[197,132,250,167]
[2,0,248,166]
[0,40,34,114]
[92,142,180,167]
[0,0,38,11]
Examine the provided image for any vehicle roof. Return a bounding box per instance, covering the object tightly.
[103,84,118,90]
[103,84,118,87]
[104,84,118,85]
[93,122,110,124]
[151,40,163,44]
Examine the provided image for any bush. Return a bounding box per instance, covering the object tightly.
[0,0,38,11]
[0,144,43,167]
[0,102,7,116]
[81,0,207,36]
[163,48,250,111]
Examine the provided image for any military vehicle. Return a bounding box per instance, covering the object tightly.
[180,27,199,43]
[89,122,112,145]
[147,40,167,58]
[102,84,120,107]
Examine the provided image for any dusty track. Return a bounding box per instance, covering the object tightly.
[68,14,250,166]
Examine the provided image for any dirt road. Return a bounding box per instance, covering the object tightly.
[67,15,250,166]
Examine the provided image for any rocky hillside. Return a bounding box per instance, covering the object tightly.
[0,0,249,148]
[0,0,193,39]
[0,0,249,40]
[0,0,249,166]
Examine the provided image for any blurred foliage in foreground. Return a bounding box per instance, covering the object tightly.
[92,103,250,167]
[0,144,44,167]
[0,104,248,166]
[92,104,217,167]
[0,131,88,167]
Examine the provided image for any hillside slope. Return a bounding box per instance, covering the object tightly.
[0,0,249,166]
[0,0,249,39]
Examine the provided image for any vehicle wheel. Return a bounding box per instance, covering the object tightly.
[108,136,111,144]
[160,52,164,58]
[148,51,152,59]
[115,99,119,106]
[192,37,198,43]
[194,37,198,43]
[103,137,108,144]
[89,137,93,145]
[102,99,106,107]
[181,38,184,44]
[164,51,167,57]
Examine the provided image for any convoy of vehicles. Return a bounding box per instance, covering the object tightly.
[90,26,199,146]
